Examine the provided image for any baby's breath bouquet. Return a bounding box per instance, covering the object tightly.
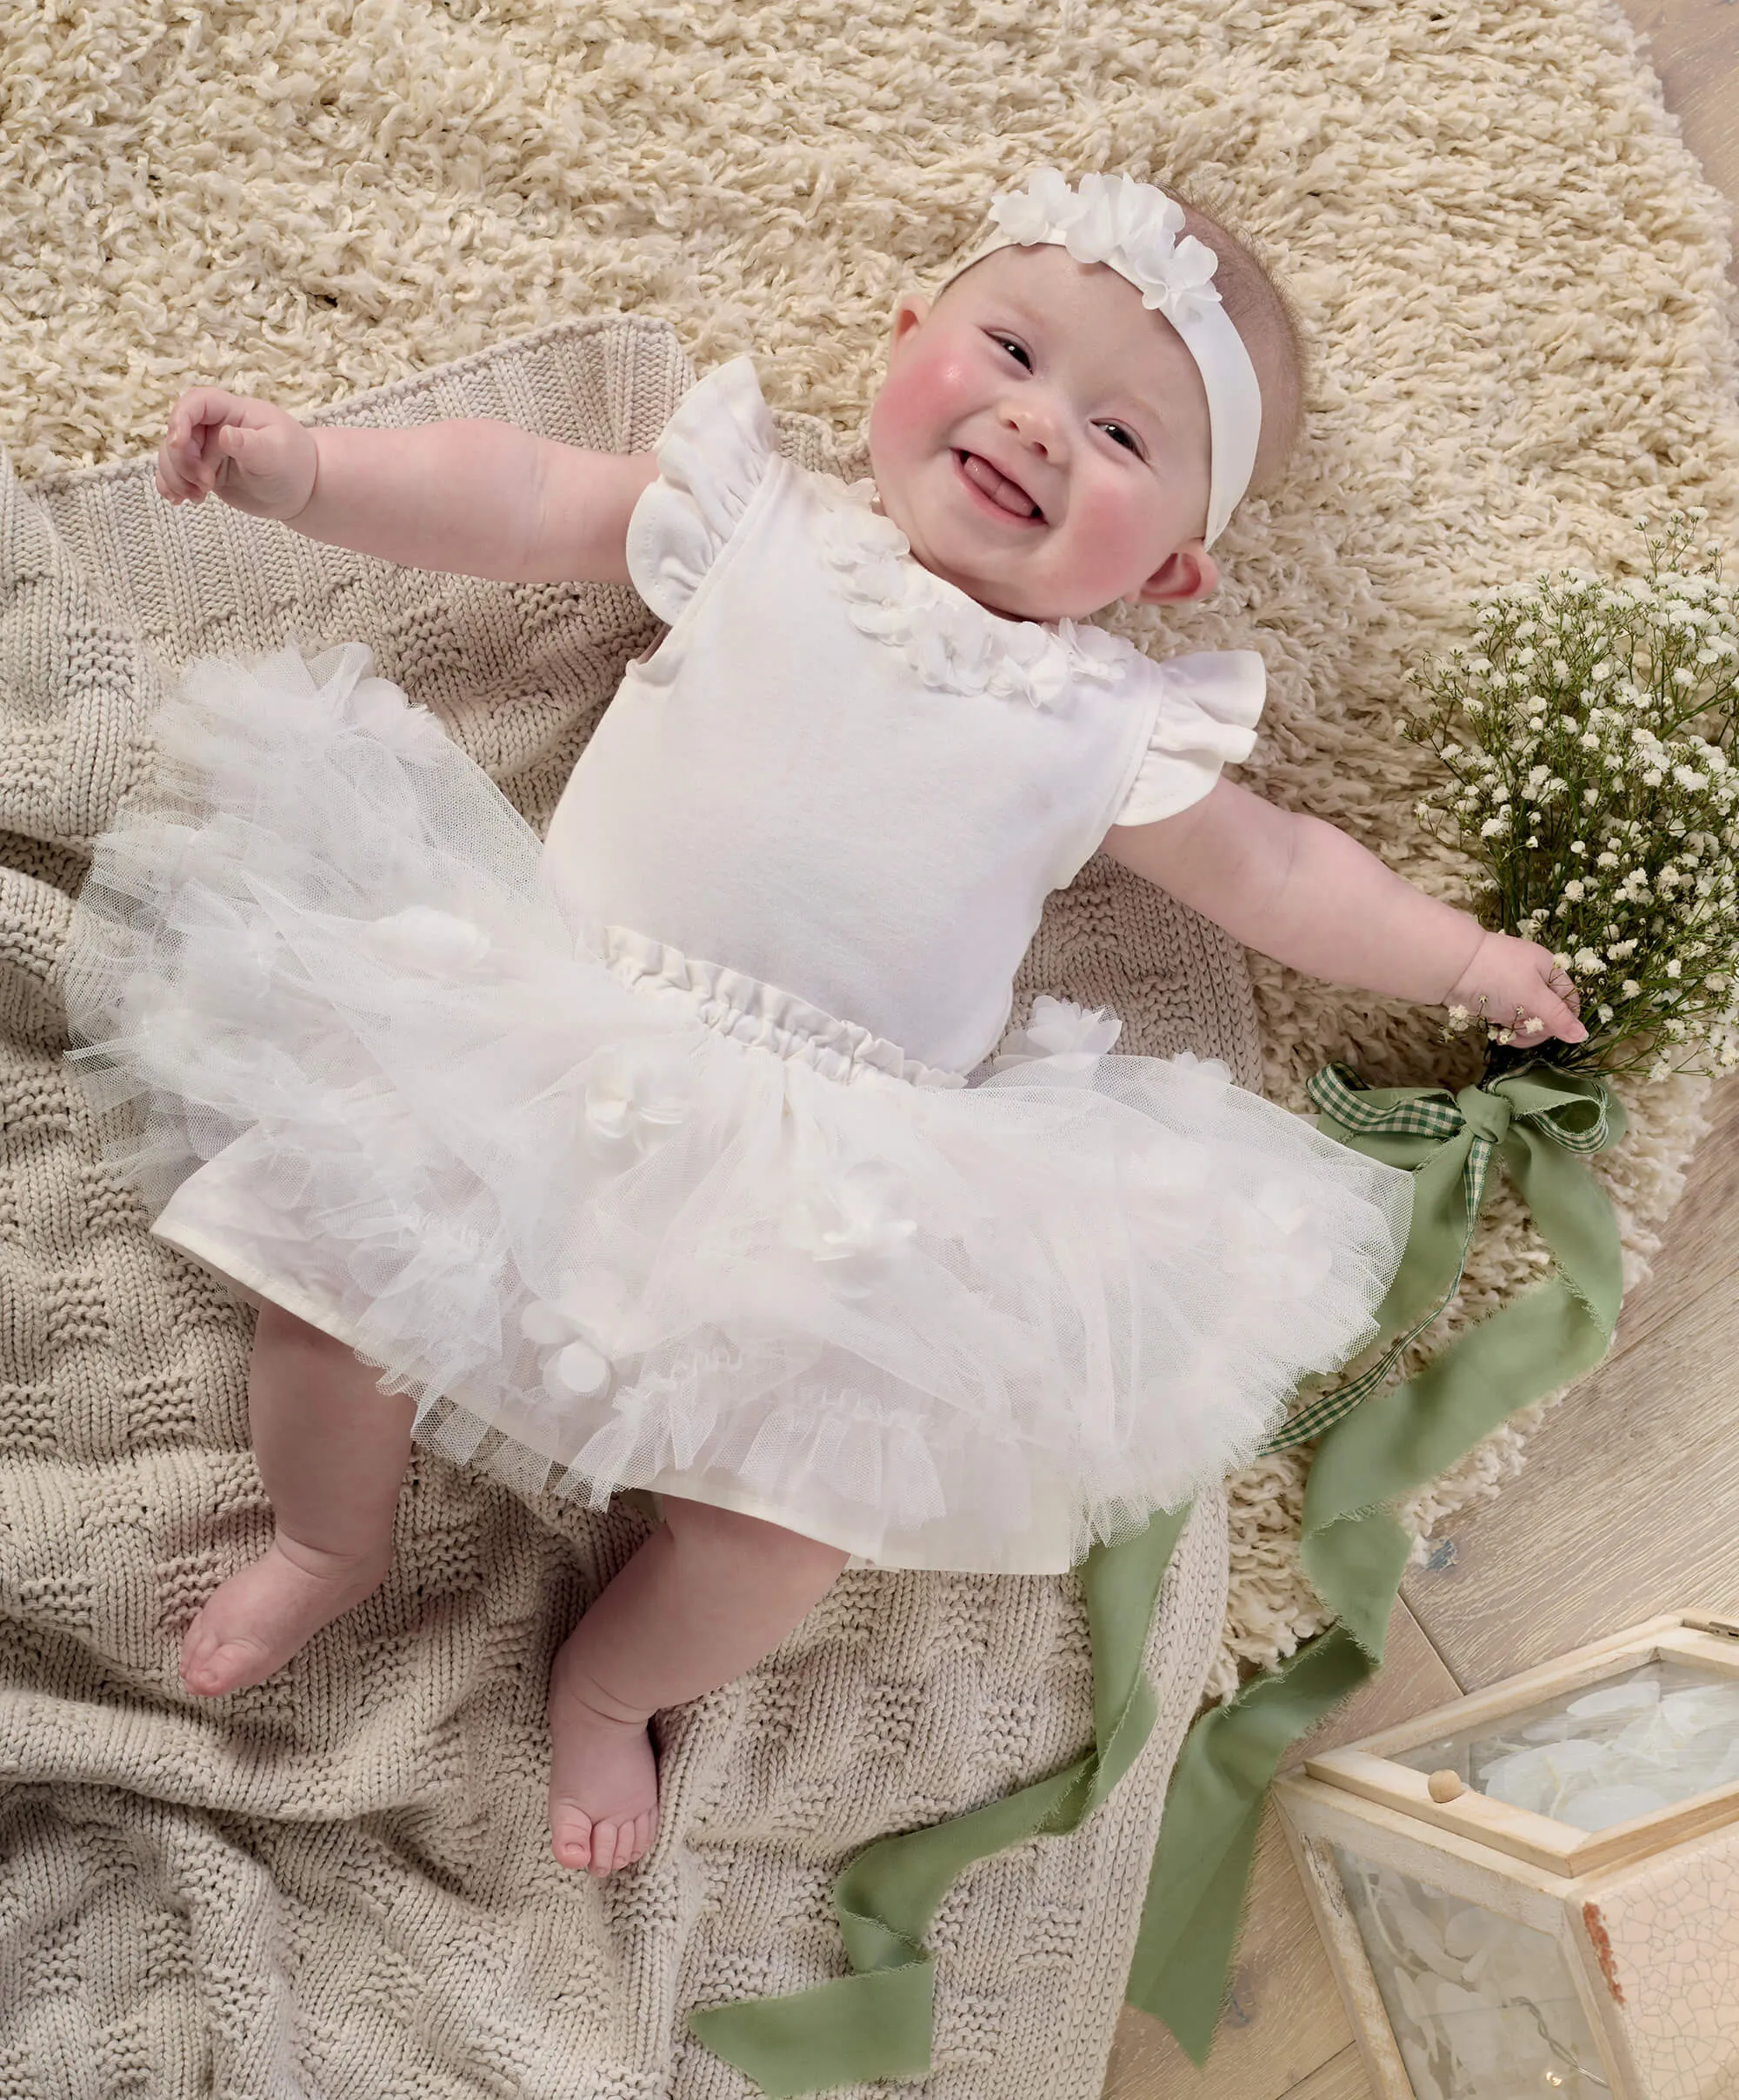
[1403,511,1739,1083]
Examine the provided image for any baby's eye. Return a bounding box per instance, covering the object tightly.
[1097,422,1143,457]
[991,334,1033,370]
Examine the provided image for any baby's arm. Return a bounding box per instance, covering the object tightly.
[157,387,658,584]
[1103,781,1586,1046]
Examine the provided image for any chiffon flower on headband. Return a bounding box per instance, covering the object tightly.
[987,169,1224,327]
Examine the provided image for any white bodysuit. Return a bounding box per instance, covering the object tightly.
[546,357,1269,1077]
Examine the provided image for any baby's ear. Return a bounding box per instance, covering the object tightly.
[887,295,930,358]
[1129,545,1219,607]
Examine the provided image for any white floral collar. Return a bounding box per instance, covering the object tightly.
[811,473,1136,710]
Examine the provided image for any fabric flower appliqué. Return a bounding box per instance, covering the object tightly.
[1219,1175,1335,1298]
[815,477,1133,710]
[1122,1132,1217,1257]
[990,168,1224,329]
[1162,1047,1235,1111]
[519,1268,632,1403]
[782,1157,919,1298]
[988,995,1123,1085]
[343,676,456,763]
[582,1042,694,1167]
[283,642,454,763]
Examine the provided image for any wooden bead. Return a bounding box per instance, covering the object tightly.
[1427,1768,1465,1803]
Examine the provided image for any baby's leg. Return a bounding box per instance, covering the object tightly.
[548,1497,850,1876]
[179,1299,416,1697]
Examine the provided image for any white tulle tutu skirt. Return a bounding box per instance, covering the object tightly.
[61,641,1416,1573]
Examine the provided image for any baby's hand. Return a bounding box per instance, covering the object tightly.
[157,389,318,522]
[1444,930,1587,1049]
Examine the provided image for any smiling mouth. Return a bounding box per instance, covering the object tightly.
[955,450,1043,523]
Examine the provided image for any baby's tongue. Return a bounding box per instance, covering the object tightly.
[962,451,1035,517]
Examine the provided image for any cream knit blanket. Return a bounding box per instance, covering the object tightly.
[0,310,1231,2096]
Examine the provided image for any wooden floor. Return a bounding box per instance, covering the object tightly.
[1104,6,1739,2095]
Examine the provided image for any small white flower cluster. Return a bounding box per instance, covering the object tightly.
[1406,514,1739,1081]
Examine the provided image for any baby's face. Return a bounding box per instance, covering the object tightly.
[866,244,1219,625]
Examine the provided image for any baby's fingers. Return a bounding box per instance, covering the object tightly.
[157,388,242,502]
[156,436,203,504]
[1511,986,1586,1048]
[1544,968,1587,1044]
[157,418,214,503]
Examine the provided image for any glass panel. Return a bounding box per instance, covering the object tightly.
[1332,1845,1609,2099]
[1390,1655,1739,1830]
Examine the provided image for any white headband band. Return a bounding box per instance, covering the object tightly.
[942,169,1263,549]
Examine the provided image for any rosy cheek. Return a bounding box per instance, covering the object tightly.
[866,378,924,463]
[870,343,975,457]
[1065,475,1127,551]
[1067,474,1157,585]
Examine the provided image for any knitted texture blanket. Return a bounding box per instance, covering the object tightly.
[0,311,1232,2097]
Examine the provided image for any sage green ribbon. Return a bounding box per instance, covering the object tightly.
[684,1057,1628,2091]
[685,1497,1194,2095]
[1129,1057,1627,2063]
[1259,1057,1616,1451]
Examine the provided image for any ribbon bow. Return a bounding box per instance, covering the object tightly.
[1261,1060,1622,1452]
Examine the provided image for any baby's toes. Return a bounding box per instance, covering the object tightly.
[588,1818,630,1877]
[551,1807,593,1872]
[617,1807,657,1872]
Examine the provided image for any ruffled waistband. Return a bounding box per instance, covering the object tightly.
[598,924,968,1091]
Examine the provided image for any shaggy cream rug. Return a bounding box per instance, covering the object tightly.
[2,0,1737,2090]
[5,0,1736,1698]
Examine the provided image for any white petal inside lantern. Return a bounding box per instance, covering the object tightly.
[1392,1657,1739,1832]
[1332,1846,1609,2099]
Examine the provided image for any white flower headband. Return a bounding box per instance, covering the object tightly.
[941,169,1263,548]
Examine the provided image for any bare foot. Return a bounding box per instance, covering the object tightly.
[547,1626,661,1877]
[179,1534,392,1696]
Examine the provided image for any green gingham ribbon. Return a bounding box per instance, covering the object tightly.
[1258,1058,1618,1451]
[684,1058,1627,2093]
[1132,1057,1628,2064]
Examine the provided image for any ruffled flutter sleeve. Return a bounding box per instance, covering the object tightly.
[1109,650,1267,827]
[624,357,781,626]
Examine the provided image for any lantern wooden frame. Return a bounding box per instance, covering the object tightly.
[1273,1610,1739,2100]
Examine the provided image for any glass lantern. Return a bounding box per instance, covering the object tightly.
[1274,1612,1739,2100]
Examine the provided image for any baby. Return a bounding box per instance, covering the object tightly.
[102,169,1581,1883]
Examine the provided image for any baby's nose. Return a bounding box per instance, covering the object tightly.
[1002,397,1062,457]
